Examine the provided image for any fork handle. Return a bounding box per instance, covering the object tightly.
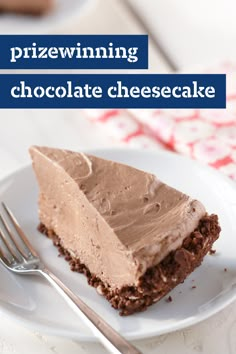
[39,268,142,354]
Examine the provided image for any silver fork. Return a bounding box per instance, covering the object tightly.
[0,202,142,354]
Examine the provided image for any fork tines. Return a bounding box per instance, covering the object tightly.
[0,202,37,267]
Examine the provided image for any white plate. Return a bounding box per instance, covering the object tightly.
[0,148,236,341]
[0,0,90,34]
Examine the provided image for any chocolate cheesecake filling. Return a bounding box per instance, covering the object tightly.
[30,146,208,288]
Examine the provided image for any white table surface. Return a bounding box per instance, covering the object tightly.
[1,111,236,354]
[128,0,236,69]
[0,1,236,353]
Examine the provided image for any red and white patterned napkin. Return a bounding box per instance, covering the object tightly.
[85,64,236,180]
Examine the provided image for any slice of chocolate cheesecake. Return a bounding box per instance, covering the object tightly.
[30,146,221,315]
[0,0,53,15]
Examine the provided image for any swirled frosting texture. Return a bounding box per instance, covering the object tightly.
[30,146,206,289]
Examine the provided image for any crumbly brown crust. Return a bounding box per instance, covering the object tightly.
[38,214,220,316]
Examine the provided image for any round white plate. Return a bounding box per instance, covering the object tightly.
[0,0,90,34]
[0,148,236,341]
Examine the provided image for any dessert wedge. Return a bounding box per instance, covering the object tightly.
[30,146,221,315]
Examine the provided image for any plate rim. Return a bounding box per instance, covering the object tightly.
[0,147,236,341]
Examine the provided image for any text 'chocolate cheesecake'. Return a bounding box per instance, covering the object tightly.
[30,146,221,315]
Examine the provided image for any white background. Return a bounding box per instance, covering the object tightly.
[0,0,236,353]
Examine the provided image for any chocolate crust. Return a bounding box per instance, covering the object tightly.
[38,214,220,316]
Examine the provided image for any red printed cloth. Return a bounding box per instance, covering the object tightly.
[85,64,236,180]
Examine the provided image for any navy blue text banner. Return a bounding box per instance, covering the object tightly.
[0,35,148,70]
[0,74,226,109]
